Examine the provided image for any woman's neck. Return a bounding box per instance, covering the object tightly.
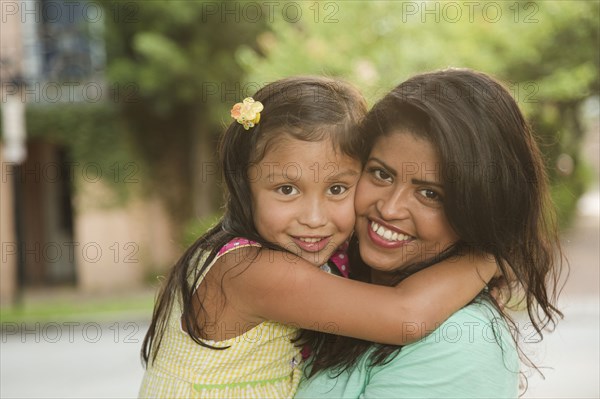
[369,269,401,286]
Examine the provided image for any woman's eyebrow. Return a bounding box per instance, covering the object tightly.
[369,157,443,186]
[368,157,397,177]
[411,178,443,188]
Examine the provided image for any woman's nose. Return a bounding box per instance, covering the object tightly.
[376,189,410,221]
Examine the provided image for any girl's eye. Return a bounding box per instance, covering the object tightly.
[418,188,442,202]
[328,185,348,196]
[277,185,299,195]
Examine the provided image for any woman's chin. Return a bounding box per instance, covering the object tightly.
[359,249,407,274]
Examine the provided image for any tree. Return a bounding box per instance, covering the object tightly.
[239,0,599,227]
[99,0,267,229]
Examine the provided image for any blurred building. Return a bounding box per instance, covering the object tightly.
[1,1,176,305]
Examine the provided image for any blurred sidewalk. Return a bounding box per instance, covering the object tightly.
[523,189,600,398]
[1,287,154,398]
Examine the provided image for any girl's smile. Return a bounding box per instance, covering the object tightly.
[250,136,361,266]
[291,236,333,253]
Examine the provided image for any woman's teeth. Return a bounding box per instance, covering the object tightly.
[370,222,412,242]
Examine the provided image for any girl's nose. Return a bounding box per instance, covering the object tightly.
[298,198,328,228]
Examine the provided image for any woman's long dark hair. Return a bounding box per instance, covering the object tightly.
[305,68,565,378]
[141,76,367,366]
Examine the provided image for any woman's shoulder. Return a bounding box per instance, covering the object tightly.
[443,299,505,327]
[393,300,519,380]
[362,301,520,398]
[298,302,520,399]
[410,300,512,348]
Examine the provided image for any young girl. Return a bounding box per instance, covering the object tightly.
[138,76,497,398]
[296,69,564,398]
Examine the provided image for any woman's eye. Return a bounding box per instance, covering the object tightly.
[418,188,442,202]
[277,185,299,195]
[328,185,348,196]
[372,168,392,182]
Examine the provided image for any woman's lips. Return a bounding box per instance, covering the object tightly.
[366,219,414,249]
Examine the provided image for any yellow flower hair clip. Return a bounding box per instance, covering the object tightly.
[230,97,264,130]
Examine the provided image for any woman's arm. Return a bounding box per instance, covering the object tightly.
[219,248,497,345]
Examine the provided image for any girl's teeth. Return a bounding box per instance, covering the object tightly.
[370,221,412,242]
[299,237,321,243]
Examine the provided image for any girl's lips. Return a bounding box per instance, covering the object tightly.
[366,219,414,249]
[291,236,332,253]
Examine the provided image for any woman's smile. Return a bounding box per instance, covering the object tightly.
[354,131,459,273]
[367,218,414,249]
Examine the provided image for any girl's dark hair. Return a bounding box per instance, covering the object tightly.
[305,68,565,378]
[141,76,367,366]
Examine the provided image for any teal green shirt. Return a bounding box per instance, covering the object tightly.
[296,302,519,398]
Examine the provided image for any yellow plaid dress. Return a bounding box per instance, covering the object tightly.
[139,239,303,398]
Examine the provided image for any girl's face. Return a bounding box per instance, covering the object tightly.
[250,136,361,267]
[354,131,459,276]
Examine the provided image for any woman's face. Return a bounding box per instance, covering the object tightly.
[354,131,459,276]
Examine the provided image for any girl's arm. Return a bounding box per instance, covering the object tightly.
[220,248,496,345]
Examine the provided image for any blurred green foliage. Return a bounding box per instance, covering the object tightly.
[5,1,594,235]
[0,291,154,323]
[238,0,599,228]
[98,0,267,228]
[181,212,224,248]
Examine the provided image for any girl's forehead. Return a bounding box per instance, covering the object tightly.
[259,133,360,163]
[248,138,361,186]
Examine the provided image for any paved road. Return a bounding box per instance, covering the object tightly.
[1,318,149,398]
[1,195,598,398]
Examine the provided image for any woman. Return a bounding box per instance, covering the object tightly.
[296,68,564,398]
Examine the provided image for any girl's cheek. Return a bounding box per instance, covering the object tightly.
[354,177,376,207]
[354,189,371,214]
[342,200,357,229]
